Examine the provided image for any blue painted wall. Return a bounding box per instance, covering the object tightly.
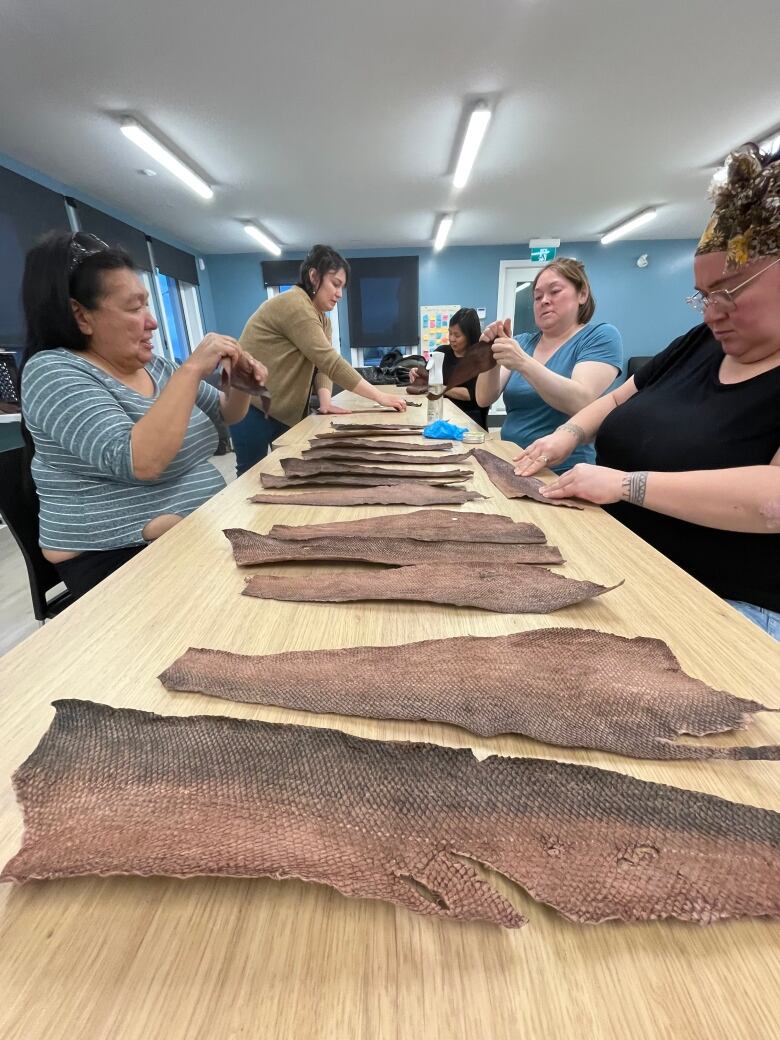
[0,151,217,331]
[204,239,700,364]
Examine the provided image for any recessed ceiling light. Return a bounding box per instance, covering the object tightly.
[453,102,492,191]
[120,118,213,200]
[601,208,657,245]
[244,223,282,256]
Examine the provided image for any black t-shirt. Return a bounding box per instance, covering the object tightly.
[595,324,780,610]
[437,346,489,429]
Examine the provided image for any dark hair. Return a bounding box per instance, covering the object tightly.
[449,307,481,346]
[21,232,135,365]
[297,244,350,296]
[532,258,595,324]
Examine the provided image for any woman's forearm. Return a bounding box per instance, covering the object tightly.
[220,390,251,426]
[445,387,471,401]
[559,390,625,444]
[518,357,600,414]
[630,467,780,534]
[130,364,202,480]
[476,366,502,407]
[353,377,395,404]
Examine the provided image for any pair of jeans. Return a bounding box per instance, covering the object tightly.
[229,407,289,477]
[726,599,780,641]
[56,545,146,599]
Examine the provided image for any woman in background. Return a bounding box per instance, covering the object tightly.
[409,307,488,429]
[476,258,622,472]
[232,244,406,475]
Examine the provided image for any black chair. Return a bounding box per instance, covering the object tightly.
[0,351,20,401]
[0,446,74,621]
[627,355,653,379]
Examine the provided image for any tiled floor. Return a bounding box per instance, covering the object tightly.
[0,452,237,657]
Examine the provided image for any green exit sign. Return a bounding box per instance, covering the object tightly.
[530,246,557,262]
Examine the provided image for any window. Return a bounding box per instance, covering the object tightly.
[156,273,190,363]
[0,167,70,352]
[139,272,166,358]
[179,281,205,348]
[346,256,419,351]
[362,346,392,367]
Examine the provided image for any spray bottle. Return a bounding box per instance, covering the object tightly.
[426,351,445,423]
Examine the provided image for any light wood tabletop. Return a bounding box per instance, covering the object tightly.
[1,396,779,1040]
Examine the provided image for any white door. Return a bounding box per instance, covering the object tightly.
[492,261,544,416]
[497,261,545,334]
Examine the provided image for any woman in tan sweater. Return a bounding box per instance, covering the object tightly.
[232,245,406,474]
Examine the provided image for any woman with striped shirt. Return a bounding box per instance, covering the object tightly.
[20,232,267,599]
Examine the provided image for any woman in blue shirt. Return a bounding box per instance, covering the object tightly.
[476,259,622,472]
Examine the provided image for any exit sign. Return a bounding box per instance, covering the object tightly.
[530,246,557,262]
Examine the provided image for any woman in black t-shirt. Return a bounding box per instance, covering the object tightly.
[505,145,780,638]
[409,308,489,429]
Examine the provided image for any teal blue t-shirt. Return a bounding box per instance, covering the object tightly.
[501,322,623,472]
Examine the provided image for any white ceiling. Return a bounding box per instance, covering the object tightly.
[1,0,779,253]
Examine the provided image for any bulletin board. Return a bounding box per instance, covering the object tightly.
[420,305,459,355]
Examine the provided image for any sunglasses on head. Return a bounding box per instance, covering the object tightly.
[68,234,110,274]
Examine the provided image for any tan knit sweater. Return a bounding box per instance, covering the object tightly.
[239,286,362,427]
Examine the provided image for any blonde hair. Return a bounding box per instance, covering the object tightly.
[533,258,595,324]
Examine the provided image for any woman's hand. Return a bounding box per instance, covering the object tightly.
[541,463,625,505]
[316,386,351,414]
[377,393,407,412]
[232,348,268,387]
[317,402,351,414]
[491,336,531,373]
[408,367,419,383]
[514,428,581,476]
[480,318,529,372]
[480,318,512,342]
[184,333,241,380]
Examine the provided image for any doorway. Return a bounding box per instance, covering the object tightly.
[496,261,545,335]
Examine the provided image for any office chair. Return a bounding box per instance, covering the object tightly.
[626,356,653,379]
[0,446,73,622]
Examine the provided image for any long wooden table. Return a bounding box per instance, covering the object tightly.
[271,387,434,446]
[1,396,779,1040]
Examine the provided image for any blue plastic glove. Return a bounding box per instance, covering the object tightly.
[422,419,469,441]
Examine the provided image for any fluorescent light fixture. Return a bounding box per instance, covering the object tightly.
[515,281,531,293]
[601,208,657,245]
[120,119,213,200]
[453,102,492,190]
[244,223,282,256]
[433,214,454,252]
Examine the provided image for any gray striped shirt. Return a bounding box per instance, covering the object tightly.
[22,350,226,550]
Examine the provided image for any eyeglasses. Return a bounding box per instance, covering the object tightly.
[68,234,109,274]
[686,256,780,313]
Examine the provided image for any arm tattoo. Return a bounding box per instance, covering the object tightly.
[557,422,587,446]
[622,471,649,507]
